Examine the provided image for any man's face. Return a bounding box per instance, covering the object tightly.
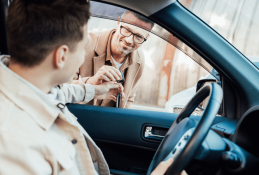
[115,13,151,55]
[63,24,89,82]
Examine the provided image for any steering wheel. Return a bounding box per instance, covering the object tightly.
[147,83,222,175]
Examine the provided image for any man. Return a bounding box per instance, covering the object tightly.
[72,10,153,108]
[0,0,119,174]
[0,0,186,174]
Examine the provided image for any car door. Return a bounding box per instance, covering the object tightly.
[67,1,230,174]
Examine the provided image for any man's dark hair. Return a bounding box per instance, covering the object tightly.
[7,0,90,67]
[121,10,154,30]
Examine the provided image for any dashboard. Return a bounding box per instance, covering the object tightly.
[233,106,259,158]
[211,106,259,158]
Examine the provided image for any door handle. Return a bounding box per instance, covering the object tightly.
[144,126,165,139]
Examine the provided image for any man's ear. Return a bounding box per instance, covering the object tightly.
[53,45,69,69]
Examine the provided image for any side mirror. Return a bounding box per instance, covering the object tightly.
[196,79,217,92]
[196,79,222,116]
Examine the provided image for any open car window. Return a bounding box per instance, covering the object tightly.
[90,1,216,79]
[88,1,221,115]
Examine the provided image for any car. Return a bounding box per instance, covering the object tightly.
[165,56,259,115]
[1,0,259,175]
[164,72,216,115]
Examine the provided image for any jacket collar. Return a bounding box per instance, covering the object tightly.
[0,56,59,130]
[94,29,114,56]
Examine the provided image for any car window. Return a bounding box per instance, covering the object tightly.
[180,0,259,69]
[86,1,221,116]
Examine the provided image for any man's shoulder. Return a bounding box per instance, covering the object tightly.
[88,29,114,45]
[85,29,115,57]
[0,94,57,158]
[88,29,114,39]
[0,92,46,140]
[0,92,14,122]
[88,30,103,39]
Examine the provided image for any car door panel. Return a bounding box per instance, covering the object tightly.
[68,104,177,149]
[95,139,156,173]
[68,104,174,172]
[68,104,230,173]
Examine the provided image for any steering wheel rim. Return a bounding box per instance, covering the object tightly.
[147,83,222,175]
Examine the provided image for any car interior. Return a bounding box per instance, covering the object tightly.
[1,0,259,175]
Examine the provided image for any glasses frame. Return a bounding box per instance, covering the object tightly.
[119,24,147,44]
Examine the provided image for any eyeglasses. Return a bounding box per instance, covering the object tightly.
[120,25,147,44]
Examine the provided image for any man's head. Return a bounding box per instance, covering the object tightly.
[114,11,154,55]
[7,0,90,84]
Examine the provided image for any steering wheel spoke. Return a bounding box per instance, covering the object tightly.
[163,128,195,162]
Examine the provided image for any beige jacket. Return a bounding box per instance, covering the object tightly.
[0,56,109,175]
[73,29,145,108]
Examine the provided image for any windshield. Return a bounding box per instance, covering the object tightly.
[180,0,259,69]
